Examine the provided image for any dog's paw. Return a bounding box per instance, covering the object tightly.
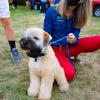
[27,88,33,96]
[27,87,38,97]
[59,83,69,92]
[38,94,51,100]
[38,97,50,100]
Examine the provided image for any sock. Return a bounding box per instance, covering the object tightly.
[8,41,16,50]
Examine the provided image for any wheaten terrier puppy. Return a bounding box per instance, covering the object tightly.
[19,28,69,100]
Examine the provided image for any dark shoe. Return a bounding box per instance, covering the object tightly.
[70,57,83,64]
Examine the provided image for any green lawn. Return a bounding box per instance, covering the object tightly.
[0,6,100,100]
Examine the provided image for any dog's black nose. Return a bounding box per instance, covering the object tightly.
[20,37,27,45]
[19,37,28,49]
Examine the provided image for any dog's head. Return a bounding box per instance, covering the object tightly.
[19,28,52,58]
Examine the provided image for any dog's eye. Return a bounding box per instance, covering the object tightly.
[33,37,39,40]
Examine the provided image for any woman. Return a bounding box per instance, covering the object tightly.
[44,0,100,81]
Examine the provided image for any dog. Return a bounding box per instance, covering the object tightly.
[19,27,69,100]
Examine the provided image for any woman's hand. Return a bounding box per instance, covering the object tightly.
[67,33,76,43]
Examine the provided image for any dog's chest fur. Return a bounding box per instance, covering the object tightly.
[28,46,57,76]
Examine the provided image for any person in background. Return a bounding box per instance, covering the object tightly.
[44,0,100,81]
[54,0,61,5]
[12,0,19,9]
[40,0,48,14]
[0,0,21,62]
[29,0,35,10]
[46,0,50,11]
[49,0,54,6]
[25,0,30,8]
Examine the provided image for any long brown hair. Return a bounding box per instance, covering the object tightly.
[57,0,92,28]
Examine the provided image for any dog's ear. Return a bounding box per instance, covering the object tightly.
[43,32,52,46]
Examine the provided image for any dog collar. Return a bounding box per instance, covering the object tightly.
[34,52,45,62]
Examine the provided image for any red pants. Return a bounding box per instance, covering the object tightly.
[52,36,100,81]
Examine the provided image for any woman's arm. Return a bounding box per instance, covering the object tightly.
[44,7,53,34]
[68,27,80,45]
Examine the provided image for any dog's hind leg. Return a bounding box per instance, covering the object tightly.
[38,75,54,100]
[55,67,69,92]
[28,71,40,97]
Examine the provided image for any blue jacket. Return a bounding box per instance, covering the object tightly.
[54,0,61,5]
[44,6,80,46]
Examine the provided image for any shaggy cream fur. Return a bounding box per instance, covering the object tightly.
[21,28,69,100]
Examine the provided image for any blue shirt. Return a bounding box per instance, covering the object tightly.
[44,6,80,46]
[40,0,47,3]
[54,0,61,5]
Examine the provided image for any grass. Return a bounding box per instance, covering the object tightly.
[0,6,100,100]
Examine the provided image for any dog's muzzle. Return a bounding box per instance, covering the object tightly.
[19,37,44,58]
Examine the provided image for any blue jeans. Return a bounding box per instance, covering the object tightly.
[30,0,34,10]
[40,1,46,13]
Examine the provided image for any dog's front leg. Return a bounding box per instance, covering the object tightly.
[28,71,40,97]
[38,75,54,100]
[55,67,69,92]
